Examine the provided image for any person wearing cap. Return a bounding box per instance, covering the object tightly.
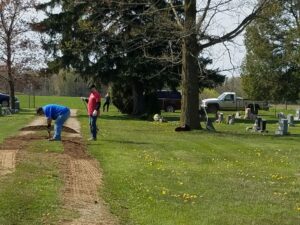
[36,104,70,141]
[81,84,101,141]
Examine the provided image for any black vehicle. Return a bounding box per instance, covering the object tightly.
[157,90,181,112]
[0,93,20,109]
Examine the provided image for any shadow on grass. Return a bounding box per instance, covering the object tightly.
[206,128,300,139]
[102,139,150,145]
[79,113,180,122]
[77,114,141,121]
[163,116,180,122]
[233,118,280,124]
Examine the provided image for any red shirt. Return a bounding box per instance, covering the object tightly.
[88,90,101,116]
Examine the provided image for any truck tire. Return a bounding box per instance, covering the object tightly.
[207,104,218,113]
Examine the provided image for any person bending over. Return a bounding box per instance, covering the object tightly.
[36,104,70,141]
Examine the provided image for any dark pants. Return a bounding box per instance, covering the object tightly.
[89,115,98,139]
[103,102,110,112]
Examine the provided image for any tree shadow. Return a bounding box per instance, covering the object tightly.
[208,128,300,139]
[164,116,180,122]
[102,139,150,145]
[77,114,140,121]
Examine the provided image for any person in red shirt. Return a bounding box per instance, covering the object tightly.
[82,84,101,140]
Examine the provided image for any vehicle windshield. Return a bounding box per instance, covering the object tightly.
[217,93,227,100]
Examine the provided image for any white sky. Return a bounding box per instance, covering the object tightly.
[197,0,256,77]
[206,33,246,78]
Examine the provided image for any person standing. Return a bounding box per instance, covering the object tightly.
[36,104,70,141]
[82,84,101,141]
[103,92,111,112]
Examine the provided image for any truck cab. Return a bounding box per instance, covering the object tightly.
[217,92,236,110]
[201,92,268,114]
[201,92,237,113]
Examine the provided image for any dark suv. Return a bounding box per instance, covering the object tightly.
[157,90,181,112]
[0,93,20,109]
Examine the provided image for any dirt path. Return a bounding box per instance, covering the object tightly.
[0,150,18,176]
[0,110,119,225]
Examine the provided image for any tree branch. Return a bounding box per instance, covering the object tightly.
[168,1,183,30]
[199,0,271,50]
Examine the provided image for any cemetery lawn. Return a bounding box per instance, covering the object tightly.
[82,107,300,225]
[1,96,300,225]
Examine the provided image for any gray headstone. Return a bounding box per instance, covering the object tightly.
[277,112,286,119]
[216,112,224,123]
[295,109,300,121]
[287,114,295,127]
[255,117,262,130]
[260,119,267,131]
[275,119,289,135]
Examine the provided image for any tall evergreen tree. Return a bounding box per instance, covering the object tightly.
[242,0,300,102]
[35,0,224,117]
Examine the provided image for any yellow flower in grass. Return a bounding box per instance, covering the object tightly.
[296,203,300,212]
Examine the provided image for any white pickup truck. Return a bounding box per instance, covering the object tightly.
[200,92,269,114]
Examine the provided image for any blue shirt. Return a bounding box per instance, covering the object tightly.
[42,104,70,120]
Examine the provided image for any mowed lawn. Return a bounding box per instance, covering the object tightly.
[0,95,299,225]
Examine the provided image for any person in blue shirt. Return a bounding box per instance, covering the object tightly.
[36,104,70,141]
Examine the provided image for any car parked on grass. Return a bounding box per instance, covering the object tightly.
[157,90,181,112]
[0,93,20,109]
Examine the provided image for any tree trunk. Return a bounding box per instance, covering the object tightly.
[180,0,201,129]
[8,79,15,111]
[132,82,144,115]
[7,38,16,111]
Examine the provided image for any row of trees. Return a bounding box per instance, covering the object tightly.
[34,0,270,128]
[1,1,271,128]
[242,0,300,103]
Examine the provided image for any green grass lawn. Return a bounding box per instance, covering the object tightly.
[84,108,300,225]
[1,96,300,224]
[0,109,35,143]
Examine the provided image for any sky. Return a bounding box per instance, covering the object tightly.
[197,0,256,77]
[207,35,245,77]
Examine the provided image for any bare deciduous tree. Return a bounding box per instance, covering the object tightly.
[0,0,41,110]
[169,0,272,129]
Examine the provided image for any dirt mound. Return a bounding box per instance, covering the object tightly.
[62,138,90,159]
[0,133,39,176]
[20,125,78,134]
[0,134,41,150]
